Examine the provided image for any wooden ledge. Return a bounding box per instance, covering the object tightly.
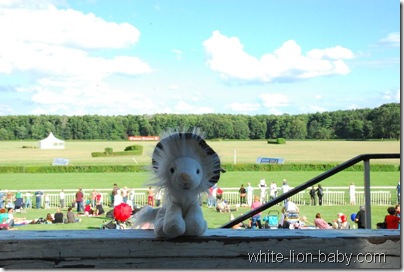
[0,229,400,269]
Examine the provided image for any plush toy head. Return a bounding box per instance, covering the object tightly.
[150,130,224,202]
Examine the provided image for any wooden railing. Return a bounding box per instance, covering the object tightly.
[220,153,400,229]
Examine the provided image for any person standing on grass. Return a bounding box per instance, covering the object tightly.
[250,196,263,229]
[113,189,123,207]
[355,205,366,229]
[122,187,128,203]
[239,184,247,206]
[258,178,267,204]
[147,187,154,207]
[25,191,33,209]
[317,184,324,206]
[281,180,290,204]
[111,183,119,207]
[91,189,97,207]
[0,190,5,209]
[59,189,65,209]
[44,193,50,209]
[349,182,356,205]
[309,186,316,206]
[75,188,84,213]
[35,190,43,209]
[246,182,254,207]
[269,181,278,201]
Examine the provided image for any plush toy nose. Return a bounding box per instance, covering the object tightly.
[180,173,190,182]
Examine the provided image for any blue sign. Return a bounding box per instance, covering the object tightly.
[256,157,285,164]
[53,158,69,166]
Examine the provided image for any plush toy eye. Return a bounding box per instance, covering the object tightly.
[170,167,175,174]
[196,169,200,174]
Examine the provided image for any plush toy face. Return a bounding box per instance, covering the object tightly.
[169,157,203,191]
[151,131,225,194]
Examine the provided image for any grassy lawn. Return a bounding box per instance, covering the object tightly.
[0,171,400,191]
[1,139,400,231]
[11,203,392,231]
[0,140,400,166]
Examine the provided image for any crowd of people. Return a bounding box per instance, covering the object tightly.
[0,179,400,231]
[204,177,400,231]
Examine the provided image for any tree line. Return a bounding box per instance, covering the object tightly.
[0,103,399,141]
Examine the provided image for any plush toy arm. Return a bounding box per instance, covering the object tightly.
[184,202,207,236]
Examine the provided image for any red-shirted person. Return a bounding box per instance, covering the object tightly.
[385,206,400,229]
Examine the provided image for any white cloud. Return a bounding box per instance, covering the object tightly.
[382,88,400,102]
[268,107,283,115]
[168,84,180,90]
[299,105,328,113]
[378,32,400,47]
[174,101,214,114]
[172,49,183,60]
[225,102,260,112]
[0,1,153,115]
[29,82,159,115]
[259,93,290,107]
[348,104,359,110]
[203,31,353,83]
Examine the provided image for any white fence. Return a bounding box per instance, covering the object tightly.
[322,191,346,205]
[4,186,397,209]
[355,191,392,206]
[216,187,396,207]
[23,191,148,209]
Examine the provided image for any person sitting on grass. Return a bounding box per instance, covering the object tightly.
[67,207,79,223]
[46,213,53,224]
[385,206,400,229]
[53,208,64,223]
[314,213,332,229]
[216,199,230,213]
[0,208,9,230]
[332,212,349,229]
[94,201,105,216]
[84,200,94,216]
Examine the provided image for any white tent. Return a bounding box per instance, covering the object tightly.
[39,132,65,149]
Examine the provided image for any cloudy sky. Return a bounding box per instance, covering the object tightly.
[0,0,400,116]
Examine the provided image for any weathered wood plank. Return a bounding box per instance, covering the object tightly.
[0,229,400,269]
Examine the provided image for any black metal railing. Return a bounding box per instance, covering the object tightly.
[220,153,400,229]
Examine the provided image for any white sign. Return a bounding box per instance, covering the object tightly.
[53,158,69,166]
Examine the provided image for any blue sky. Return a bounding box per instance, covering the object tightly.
[0,0,400,116]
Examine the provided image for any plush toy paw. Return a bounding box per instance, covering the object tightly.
[184,219,207,236]
[163,215,186,238]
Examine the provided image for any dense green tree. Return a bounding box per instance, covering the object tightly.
[248,117,266,139]
[0,103,399,141]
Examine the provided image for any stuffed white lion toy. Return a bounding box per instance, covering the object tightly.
[133,129,225,238]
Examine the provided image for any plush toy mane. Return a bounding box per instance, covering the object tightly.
[150,130,223,204]
[133,129,225,238]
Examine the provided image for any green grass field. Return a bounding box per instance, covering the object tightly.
[0,140,400,230]
[0,139,400,166]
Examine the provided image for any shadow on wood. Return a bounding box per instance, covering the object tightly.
[0,229,400,269]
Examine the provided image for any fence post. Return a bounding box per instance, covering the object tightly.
[364,159,371,229]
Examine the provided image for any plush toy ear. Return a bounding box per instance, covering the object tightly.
[151,131,225,186]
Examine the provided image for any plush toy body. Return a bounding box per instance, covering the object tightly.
[134,130,225,238]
